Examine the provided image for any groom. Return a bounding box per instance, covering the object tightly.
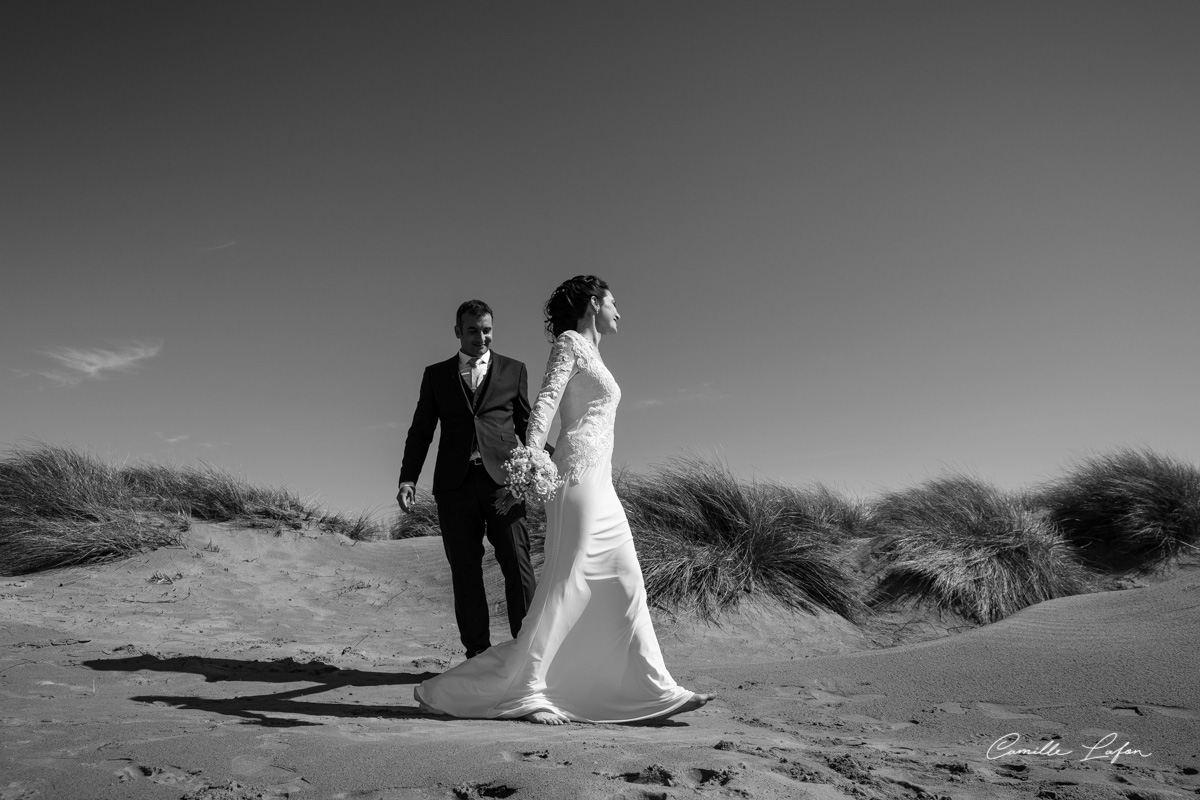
[398,300,538,659]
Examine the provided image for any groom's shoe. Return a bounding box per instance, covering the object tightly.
[466,646,489,659]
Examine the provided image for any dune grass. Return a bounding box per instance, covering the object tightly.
[390,496,442,539]
[314,509,383,541]
[615,457,865,621]
[0,443,383,575]
[119,461,310,523]
[865,474,1091,624]
[0,512,187,577]
[373,451,1200,623]
[0,445,186,575]
[1035,448,1200,574]
[7,442,1200,626]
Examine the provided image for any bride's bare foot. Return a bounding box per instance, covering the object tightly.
[641,692,714,724]
[525,709,570,725]
[677,692,713,715]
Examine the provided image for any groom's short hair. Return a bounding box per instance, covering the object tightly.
[456,299,494,329]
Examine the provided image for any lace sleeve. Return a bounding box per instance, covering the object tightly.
[525,333,580,451]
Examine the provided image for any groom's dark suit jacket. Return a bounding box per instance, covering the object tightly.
[399,352,531,493]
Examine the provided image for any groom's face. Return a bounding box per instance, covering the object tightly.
[455,313,493,358]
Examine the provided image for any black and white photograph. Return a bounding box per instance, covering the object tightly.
[3,2,1198,798]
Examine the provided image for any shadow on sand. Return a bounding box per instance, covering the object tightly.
[82,653,439,726]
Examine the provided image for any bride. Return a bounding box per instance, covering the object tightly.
[414,275,713,724]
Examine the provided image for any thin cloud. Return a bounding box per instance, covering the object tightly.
[199,240,238,251]
[630,383,726,410]
[41,341,162,385]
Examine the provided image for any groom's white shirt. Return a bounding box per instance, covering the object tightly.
[458,348,491,391]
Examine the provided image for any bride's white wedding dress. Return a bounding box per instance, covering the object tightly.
[414,329,695,722]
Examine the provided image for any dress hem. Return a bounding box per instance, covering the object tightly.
[414,685,695,725]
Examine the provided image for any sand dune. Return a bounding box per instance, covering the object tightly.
[1,523,1197,799]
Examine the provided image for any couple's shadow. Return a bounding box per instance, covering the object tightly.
[83,653,440,727]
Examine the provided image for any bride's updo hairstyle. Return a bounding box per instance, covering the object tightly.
[543,275,610,340]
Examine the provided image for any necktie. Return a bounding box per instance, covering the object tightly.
[465,357,483,462]
[467,357,483,391]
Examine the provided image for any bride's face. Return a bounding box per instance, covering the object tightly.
[591,291,620,335]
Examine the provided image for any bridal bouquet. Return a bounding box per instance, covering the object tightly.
[495,445,563,513]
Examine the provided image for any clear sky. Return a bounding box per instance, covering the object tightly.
[4,1,1199,519]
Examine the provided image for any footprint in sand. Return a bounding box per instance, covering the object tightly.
[932,702,968,714]
[976,702,1047,720]
[1106,704,1199,720]
[797,689,911,731]
[838,713,917,731]
[1107,706,1143,716]
[617,763,736,789]
[228,739,310,792]
[111,764,207,792]
[499,749,568,767]
[804,689,887,707]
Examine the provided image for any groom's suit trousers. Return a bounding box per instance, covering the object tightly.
[435,463,536,656]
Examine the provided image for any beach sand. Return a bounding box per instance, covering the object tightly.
[2,523,1197,799]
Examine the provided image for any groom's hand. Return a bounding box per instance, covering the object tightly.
[397,484,416,512]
